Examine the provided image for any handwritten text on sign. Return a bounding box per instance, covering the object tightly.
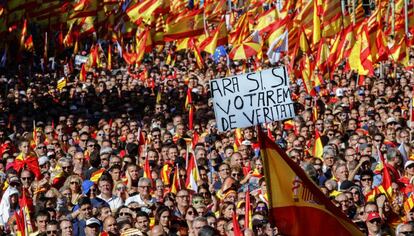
[210,67,295,132]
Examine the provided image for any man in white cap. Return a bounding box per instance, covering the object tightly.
[85,218,101,236]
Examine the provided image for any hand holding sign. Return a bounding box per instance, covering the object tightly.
[210,67,295,132]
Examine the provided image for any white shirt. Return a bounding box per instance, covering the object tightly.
[125,194,155,207]
[97,194,123,213]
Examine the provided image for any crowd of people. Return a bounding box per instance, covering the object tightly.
[1,20,414,236]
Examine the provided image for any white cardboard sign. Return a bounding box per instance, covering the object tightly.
[210,67,295,132]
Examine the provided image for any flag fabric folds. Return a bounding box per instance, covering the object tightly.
[259,129,363,236]
[164,9,205,41]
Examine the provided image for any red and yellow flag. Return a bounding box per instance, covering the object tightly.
[312,130,324,158]
[260,130,363,236]
[90,168,105,183]
[143,156,152,181]
[79,64,87,82]
[170,165,180,194]
[245,189,252,229]
[377,148,393,198]
[107,45,112,71]
[185,153,199,192]
[20,19,28,49]
[164,9,204,41]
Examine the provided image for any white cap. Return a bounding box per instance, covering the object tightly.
[241,140,252,146]
[85,218,101,227]
[38,156,49,166]
[405,160,414,169]
[336,88,344,97]
[386,117,397,124]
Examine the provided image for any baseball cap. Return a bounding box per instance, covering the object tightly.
[38,156,49,166]
[9,176,20,184]
[100,147,112,155]
[85,218,101,227]
[386,117,397,124]
[335,88,344,97]
[366,212,381,222]
[405,160,414,169]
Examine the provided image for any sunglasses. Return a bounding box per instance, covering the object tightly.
[119,212,131,217]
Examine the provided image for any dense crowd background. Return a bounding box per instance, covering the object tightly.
[1,0,414,236]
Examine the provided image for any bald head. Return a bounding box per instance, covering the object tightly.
[103,216,118,236]
[150,225,165,236]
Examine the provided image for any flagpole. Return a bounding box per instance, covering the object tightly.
[391,0,395,36]
[404,0,409,35]
[351,0,356,25]
[411,84,413,142]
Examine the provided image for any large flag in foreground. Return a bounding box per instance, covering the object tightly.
[259,129,363,236]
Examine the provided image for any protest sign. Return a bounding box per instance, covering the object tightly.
[210,67,295,132]
[74,55,88,65]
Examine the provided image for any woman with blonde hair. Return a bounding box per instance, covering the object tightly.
[63,175,83,205]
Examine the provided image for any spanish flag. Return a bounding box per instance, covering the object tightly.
[312,130,324,159]
[20,19,27,49]
[79,63,87,82]
[259,130,363,236]
[164,9,204,41]
[15,190,34,236]
[90,168,105,183]
[143,156,152,181]
[170,165,180,194]
[57,77,67,91]
[185,153,199,192]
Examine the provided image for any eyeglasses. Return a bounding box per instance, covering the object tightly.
[37,146,46,149]
[117,186,126,191]
[46,230,58,235]
[187,211,194,215]
[119,212,131,217]
[369,219,381,224]
[62,166,72,170]
[80,139,88,142]
[21,177,31,181]
[407,165,414,169]
[193,200,203,204]
[45,131,53,135]
[70,181,79,185]
[361,178,372,182]
[374,139,382,142]
[231,173,240,177]
[400,231,414,235]
[129,207,140,212]
[87,144,95,147]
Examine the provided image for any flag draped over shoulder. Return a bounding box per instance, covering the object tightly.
[259,129,363,236]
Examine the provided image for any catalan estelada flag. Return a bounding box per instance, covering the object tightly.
[259,130,363,236]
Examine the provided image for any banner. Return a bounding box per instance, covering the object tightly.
[210,67,295,132]
[74,55,88,65]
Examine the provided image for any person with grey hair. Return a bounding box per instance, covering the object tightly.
[198,225,219,236]
[125,177,155,207]
[192,216,208,236]
[395,223,414,236]
[320,145,335,184]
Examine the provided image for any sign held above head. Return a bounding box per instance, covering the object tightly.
[210,67,296,132]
